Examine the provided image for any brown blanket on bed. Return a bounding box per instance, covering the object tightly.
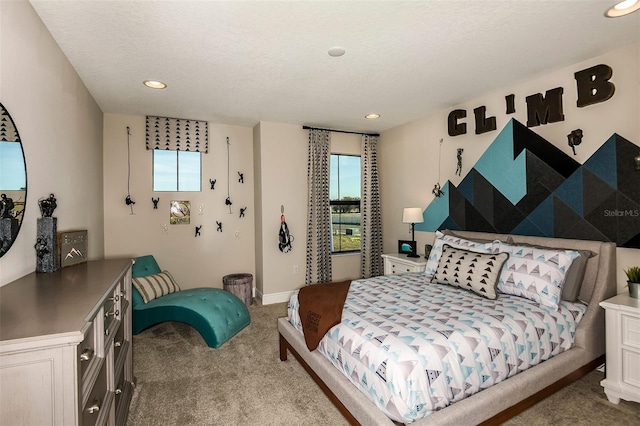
[298,280,351,351]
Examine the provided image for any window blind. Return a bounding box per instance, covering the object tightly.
[145,115,208,153]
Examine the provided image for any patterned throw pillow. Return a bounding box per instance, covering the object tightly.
[494,242,579,310]
[132,270,181,303]
[425,230,494,280]
[433,244,509,299]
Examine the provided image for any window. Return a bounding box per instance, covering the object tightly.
[153,150,201,191]
[330,154,361,253]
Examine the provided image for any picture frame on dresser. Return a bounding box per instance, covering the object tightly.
[398,239,416,256]
[57,229,88,268]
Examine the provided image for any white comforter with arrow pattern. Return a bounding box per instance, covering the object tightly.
[288,273,586,423]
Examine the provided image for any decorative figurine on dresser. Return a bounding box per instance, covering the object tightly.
[35,193,58,273]
[0,194,17,256]
[0,193,15,218]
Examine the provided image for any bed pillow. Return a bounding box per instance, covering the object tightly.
[560,250,595,301]
[494,242,579,310]
[433,244,509,299]
[132,270,181,303]
[441,229,515,244]
[508,242,596,301]
[425,230,494,280]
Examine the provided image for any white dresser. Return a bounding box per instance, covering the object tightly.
[600,293,640,405]
[381,253,427,275]
[0,258,134,426]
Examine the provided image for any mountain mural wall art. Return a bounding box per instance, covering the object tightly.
[416,119,640,248]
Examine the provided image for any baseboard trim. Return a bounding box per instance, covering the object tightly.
[259,290,296,305]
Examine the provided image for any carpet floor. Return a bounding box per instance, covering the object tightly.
[127,302,640,425]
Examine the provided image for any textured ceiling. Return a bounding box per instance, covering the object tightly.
[29,1,640,134]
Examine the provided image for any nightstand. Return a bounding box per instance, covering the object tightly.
[381,253,427,275]
[599,293,640,405]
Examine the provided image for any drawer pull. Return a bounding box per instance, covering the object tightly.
[80,348,94,362]
[105,309,120,318]
[87,399,101,414]
[108,294,120,302]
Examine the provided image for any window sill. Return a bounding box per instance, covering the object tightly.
[331,251,361,257]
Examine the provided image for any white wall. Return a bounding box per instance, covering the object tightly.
[0,1,104,286]
[253,122,363,304]
[252,123,265,298]
[102,114,255,290]
[252,122,308,304]
[379,42,640,294]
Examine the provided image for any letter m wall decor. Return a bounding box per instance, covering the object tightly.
[416,119,640,248]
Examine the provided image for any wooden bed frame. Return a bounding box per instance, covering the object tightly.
[278,232,617,425]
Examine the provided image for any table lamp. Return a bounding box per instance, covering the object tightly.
[402,207,423,258]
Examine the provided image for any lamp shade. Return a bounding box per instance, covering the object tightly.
[403,207,424,224]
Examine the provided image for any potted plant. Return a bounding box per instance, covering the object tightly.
[624,266,640,299]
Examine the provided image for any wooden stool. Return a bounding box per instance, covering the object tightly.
[223,273,253,307]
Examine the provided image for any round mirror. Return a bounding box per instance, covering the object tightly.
[0,103,27,257]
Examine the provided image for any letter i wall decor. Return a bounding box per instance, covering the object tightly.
[416,119,640,248]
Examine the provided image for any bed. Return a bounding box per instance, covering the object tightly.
[277,231,617,425]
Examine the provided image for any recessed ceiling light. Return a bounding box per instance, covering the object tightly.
[605,0,640,17]
[143,80,167,89]
[365,113,380,119]
[328,46,346,57]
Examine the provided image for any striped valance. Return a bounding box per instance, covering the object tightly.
[145,115,209,153]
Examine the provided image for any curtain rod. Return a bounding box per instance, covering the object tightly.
[302,125,380,137]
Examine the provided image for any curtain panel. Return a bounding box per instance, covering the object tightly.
[145,115,209,153]
[305,129,332,285]
[361,135,383,278]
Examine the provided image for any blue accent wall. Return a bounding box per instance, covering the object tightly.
[474,120,528,205]
[419,119,640,248]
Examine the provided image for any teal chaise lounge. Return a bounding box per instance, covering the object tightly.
[131,255,250,348]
